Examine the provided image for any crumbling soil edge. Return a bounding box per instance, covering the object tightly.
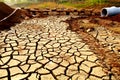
[65,17,120,80]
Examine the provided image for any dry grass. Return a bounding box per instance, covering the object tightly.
[28,2,74,9]
[108,27,120,34]
[79,21,99,29]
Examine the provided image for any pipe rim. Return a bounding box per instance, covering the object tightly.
[101,8,108,17]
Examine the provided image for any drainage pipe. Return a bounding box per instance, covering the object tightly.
[101,6,120,17]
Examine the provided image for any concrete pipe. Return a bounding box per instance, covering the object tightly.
[101,6,120,17]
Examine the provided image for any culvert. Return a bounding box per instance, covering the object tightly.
[101,6,120,17]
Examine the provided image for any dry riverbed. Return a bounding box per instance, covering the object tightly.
[0,15,120,80]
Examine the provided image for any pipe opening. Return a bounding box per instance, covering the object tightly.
[101,9,107,17]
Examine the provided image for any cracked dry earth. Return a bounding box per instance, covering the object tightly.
[0,16,118,80]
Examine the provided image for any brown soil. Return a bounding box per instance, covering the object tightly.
[100,14,120,22]
[65,15,120,80]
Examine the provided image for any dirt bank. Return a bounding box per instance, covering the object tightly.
[65,15,120,80]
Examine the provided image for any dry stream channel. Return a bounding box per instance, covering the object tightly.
[0,15,120,80]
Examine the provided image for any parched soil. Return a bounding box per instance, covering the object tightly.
[0,8,120,80]
[65,14,120,79]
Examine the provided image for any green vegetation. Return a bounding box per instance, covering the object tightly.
[0,0,120,8]
[85,0,107,5]
[61,2,86,8]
